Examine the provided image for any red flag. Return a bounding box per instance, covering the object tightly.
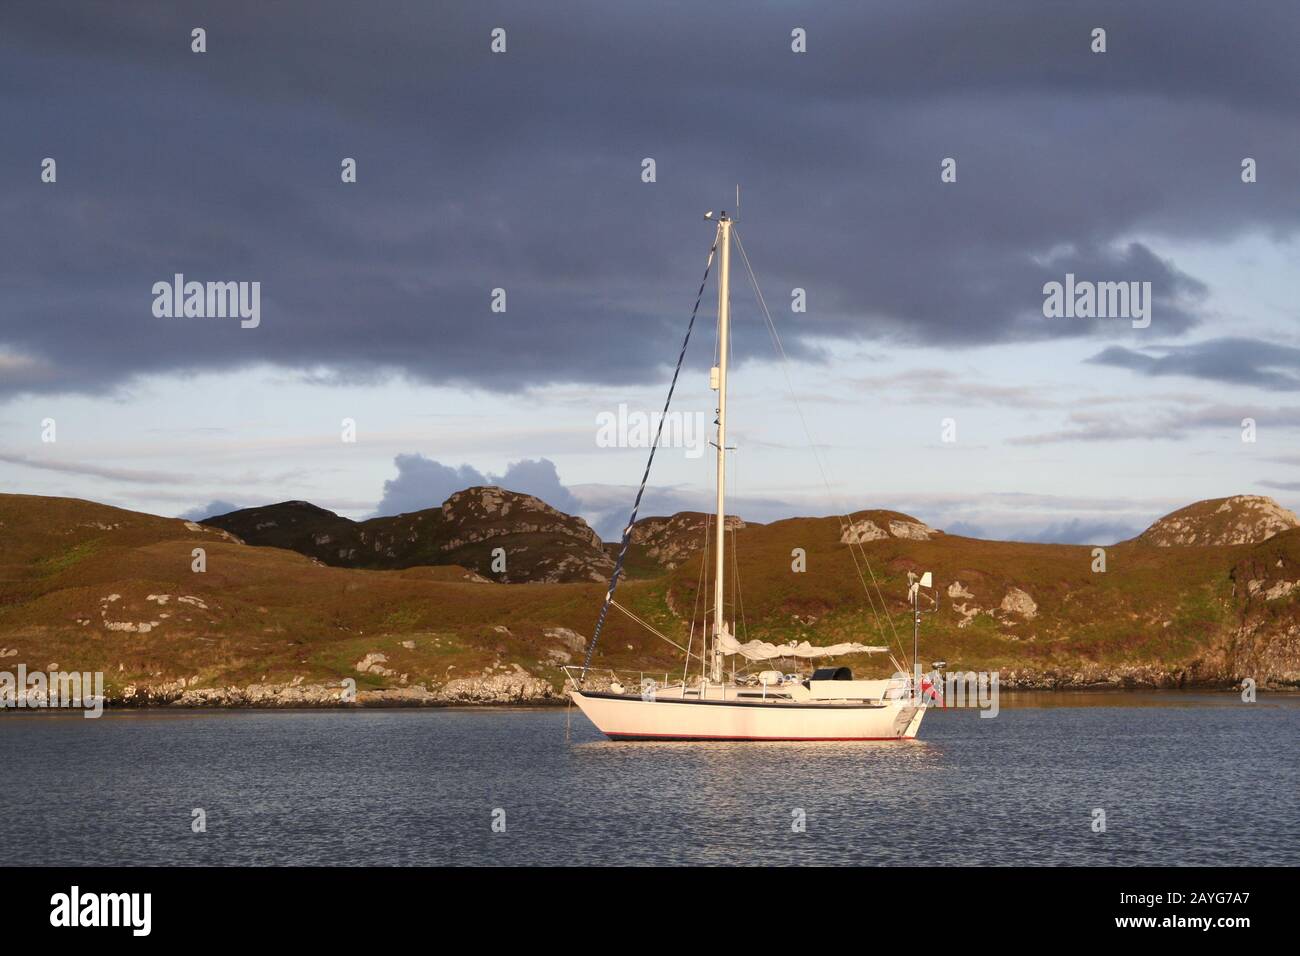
[920,674,942,703]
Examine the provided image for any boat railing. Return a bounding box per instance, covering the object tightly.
[562,666,698,694]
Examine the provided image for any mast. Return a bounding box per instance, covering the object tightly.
[711,212,732,684]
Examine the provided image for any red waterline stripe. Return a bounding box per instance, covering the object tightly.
[604,732,914,741]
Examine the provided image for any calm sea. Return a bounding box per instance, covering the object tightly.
[2,692,1296,866]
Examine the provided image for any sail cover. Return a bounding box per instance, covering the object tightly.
[717,630,888,661]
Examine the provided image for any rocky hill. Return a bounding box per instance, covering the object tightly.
[1136,495,1299,547]
[0,493,650,707]
[1,491,1298,709]
[200,486,614,584]
[624,512,750,569]
[205,494,755,582]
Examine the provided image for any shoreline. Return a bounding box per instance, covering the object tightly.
[3,687,1297,720]
[4,657,1297,713]
[2,681,1295,715]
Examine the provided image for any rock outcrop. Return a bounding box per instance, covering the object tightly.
[841,520,889,544]
[437,665,553,703]
[629,512,747,569]
[109,667,560,708]
[1137,495,1299,547]
[841,514,937,545]
[999,587,1038,619]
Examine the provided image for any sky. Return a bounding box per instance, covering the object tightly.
[2,1,1299,544]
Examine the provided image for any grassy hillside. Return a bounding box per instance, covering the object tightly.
[1,492,1298,706]
[664,514,1298,683]
[0,494,667,703]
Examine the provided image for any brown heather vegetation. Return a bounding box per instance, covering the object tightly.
[1,491,1297,705]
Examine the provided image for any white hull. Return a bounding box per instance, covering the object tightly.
[569,689,926,741]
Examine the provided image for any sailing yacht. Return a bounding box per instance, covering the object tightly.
[567,210,933,741]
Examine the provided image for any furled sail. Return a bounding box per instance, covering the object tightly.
[716,629,888,661]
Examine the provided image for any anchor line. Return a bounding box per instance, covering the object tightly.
[579,237,719,681]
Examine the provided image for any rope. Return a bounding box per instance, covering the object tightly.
[681,513,711,686]
[610,599,700,661]
[580,234,719,680]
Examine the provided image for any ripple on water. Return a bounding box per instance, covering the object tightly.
[0,694,1295,866]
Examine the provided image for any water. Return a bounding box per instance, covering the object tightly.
[2,692,1296,866]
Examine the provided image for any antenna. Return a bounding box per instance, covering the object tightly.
[735,184,741,215]
[907,571,938,701]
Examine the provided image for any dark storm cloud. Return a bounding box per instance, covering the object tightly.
[1087,338,1300,390]
[3,1,1299,398]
